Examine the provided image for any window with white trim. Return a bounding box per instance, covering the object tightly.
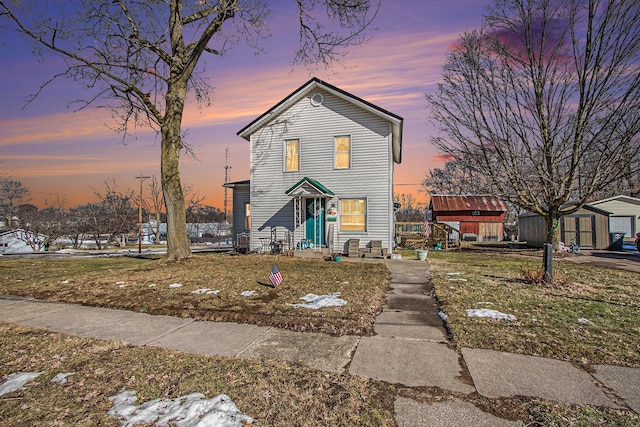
[340,198,366,231]
[335,135,351,169]
[285,139,299,171]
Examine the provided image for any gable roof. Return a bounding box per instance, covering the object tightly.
[237,77,403,163]
[430,195,508,212]
[519,202,611,217]
[589,195,640,207]
[222,179,250,188]
[285,177,335,197]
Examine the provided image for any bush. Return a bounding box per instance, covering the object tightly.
[521,263,570,286]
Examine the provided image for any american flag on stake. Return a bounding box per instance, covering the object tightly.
[269,263,283,287]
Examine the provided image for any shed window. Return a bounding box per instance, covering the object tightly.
[244,203,251,230]
[285,139,299,171]
[335,136,351,169]
[340,198,366,231]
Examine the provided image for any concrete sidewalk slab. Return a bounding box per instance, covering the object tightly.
[388,283,430,295]
[593,365,640,413]
[350,336,474,393]
[384,294,435,312]
[0,298,75,322]
[17,305,194,345]
[147,321,267,357]
[239,329,360,373]
[374,311,447,342]
[394,397,523,427]
[462,348,618,408]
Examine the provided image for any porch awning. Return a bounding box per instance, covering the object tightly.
[285,177,334,197]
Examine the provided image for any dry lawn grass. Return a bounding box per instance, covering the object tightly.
[0,322,395,426]
[0,253,389,336]
[429,250,640,367]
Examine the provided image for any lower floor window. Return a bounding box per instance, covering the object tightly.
[340,198,366,231]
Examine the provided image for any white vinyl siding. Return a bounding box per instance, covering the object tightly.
[249,89,394,251]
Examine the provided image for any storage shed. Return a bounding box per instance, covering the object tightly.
[518,203,611,249]
[429,195,508,242]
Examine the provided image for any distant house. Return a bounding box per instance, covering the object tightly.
[588,195,640,243]
[429,195,508,242]
[518,203,611,249]
[0,229,47,253]
[225,77,403,255]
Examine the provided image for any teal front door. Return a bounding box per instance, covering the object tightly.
[305,198,325,247]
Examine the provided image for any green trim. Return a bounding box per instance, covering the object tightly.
[285,177,335,196]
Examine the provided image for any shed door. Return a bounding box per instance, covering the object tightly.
[479,222,502,242]
[562,215,595,248]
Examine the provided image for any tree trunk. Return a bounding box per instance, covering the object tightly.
[544,210,561,250]
[161,81,191,260]
[543,209,562,285]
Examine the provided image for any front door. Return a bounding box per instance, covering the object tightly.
[305,198,325,247]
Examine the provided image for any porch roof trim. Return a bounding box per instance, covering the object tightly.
[285,177,335,197]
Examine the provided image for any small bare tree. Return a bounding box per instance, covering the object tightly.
[0,177,31,228]
[427,0,640,247]
[92,178,137,249]
[1,0,380,260]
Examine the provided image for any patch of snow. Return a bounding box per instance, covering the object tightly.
[477,302,493,305]
[287,293,347,309]
[447,272,464,275]
[51,372,74,385]
[168,284,183,289]
[61,280,69,284]
[0,372,44,396]
[438,311,448,321]
[116,281,126,285]
[466,308,517,321]
[578,317,592,325]
[448,278,467,282]
[149,284,157,288]
[107,390,253,427]
[240,291,258,297]
[191,288,221,295]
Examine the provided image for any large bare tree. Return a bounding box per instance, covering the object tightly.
[0,0,379,260]
[427,0,640,246]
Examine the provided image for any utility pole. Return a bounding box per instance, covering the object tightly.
[224,147,231,223]
[136,175,150,254]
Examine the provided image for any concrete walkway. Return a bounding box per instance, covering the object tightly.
[1,258,639,426]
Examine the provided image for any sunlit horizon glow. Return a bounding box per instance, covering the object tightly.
[0,1,492,210]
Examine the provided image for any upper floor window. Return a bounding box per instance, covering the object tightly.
[285,139,299,171]
[335,135,351,169]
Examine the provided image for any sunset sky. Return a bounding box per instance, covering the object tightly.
[0,0,492,210]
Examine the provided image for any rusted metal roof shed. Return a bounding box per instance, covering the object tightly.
[430,195,508,212]
[429,195,508,242]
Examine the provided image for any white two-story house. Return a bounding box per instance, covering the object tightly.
[226,77,403,255]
